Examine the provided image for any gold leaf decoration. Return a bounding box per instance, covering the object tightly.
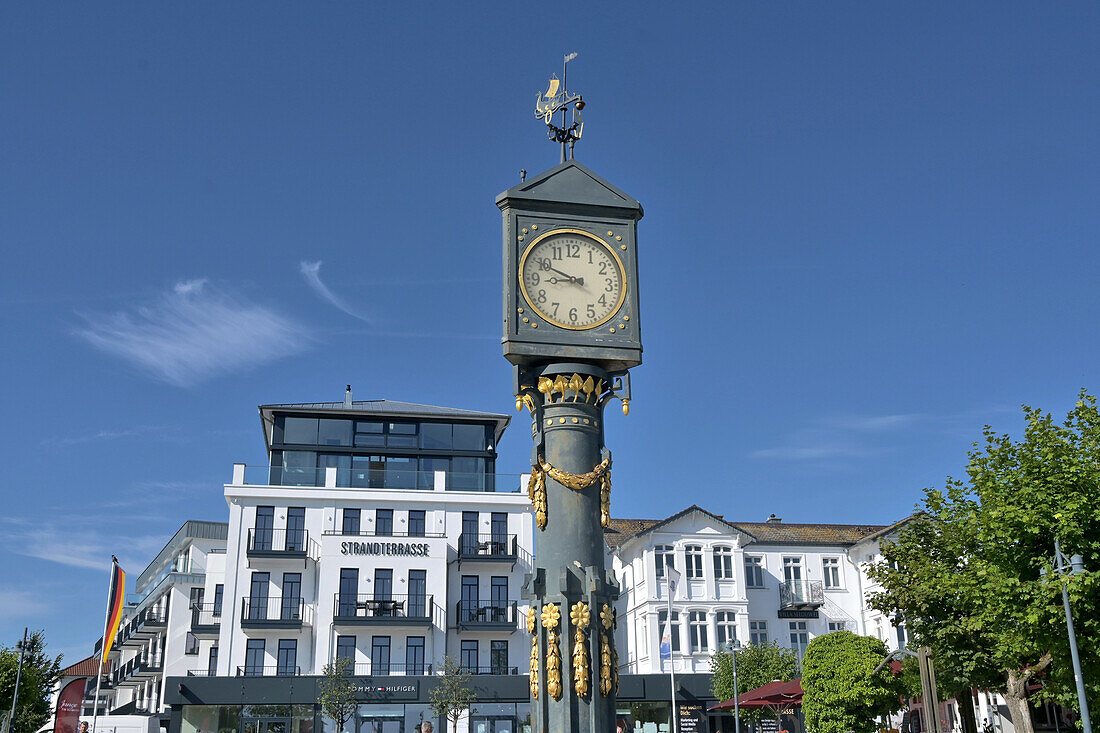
[527,606,537,634]
[599,632,613,697]
[540,602,560,629]
[571,602,590,696]
[527,455,612,530]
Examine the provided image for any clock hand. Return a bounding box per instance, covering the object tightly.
[548,267,584,286]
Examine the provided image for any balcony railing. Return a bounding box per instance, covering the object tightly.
[117,607,168,647]
[240,597,314,628]
[246,528,314,558]
[190,603,222,635]
[333,594,434,625]
[778,580,825,610]
[236,665,301,677]
[457,533,518,563]
[455,601,517,630]
[462,666,521,675]
[235,465,524,493]
[350,662,434,676]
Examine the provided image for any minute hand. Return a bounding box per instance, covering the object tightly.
[549,267,584,285]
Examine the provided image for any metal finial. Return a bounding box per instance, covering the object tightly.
[520,169,527,182]
[534,52,584,163]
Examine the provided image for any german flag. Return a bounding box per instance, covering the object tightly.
[101,556,126,662]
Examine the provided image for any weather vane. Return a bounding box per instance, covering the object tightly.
[535,52,585,163]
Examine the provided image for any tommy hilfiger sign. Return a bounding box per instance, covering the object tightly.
[340,541,430,556]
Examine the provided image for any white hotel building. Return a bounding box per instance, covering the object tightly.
[68,392,999,733]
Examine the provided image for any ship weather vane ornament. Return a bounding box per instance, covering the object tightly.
[499,57,643,732]
[535,52,585,163]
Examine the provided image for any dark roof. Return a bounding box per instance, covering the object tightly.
[136,520,228,592]
[259,399,512,444]
[60,655,108,677]
[496,159,643,218]
[605,506,889,549]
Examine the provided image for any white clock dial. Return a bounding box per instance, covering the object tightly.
[519,229,627,330]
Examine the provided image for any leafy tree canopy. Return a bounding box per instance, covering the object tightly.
[801,631,904,733]
[868,393,1100,733]
[0,631,63,733]
[711,642,800,723]
[429,656,474,733]
[318,656,357,733]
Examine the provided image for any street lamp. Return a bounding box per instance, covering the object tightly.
[1041,538,1092,733]
[724,640,742,733]
[6,628,28,733]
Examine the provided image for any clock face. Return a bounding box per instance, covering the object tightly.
[519,229,627,330]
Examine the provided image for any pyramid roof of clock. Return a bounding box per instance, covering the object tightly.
[496,159,643,219]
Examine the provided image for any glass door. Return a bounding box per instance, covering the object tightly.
[242,718,287,733]
[358,716,402,733]
[254,507,274,551]
[286,507,305,551]
[471,717,515,733]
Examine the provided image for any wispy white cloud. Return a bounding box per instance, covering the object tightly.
[75,279,310,386]
[0,517,168,571]
[0,586,51,619]
[299,260,372,322]
[822,414,925,432]
[751,444,875,460]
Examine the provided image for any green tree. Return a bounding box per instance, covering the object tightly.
[0,631,63,733]
[318,656,357,733]
[801,631,904,733]
[710,642,800,724]
[868,393,1100,733]
[428,656,473,733]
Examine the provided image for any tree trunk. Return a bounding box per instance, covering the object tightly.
[956,689,978,733]
[1004,670,1034,733]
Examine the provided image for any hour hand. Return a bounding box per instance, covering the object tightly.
[549,267,584,286]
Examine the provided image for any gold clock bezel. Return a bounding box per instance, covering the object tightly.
[518,228,628,331]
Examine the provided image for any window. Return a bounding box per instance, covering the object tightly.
[657,610,680,653]
[461,512,480,554]
[254,506,274,551]
[190,587,205,611]
[418,457,450,489]
[406,637,425,674]
[384,456,416,489]
[490,640,509,674]
[212,584,223,616]
[248,572,270,620]
[376,508,393,536]
[789,622,809,660]
[655,545,675,579]
[716,611,738,648]
[450,456,487,491]
[374,569,393,601]
[286,507,305,551]
[491,577,508,620]
[336,636,356,661]
[281,417,318,444]
[244,639,265,676]
[714,547,734,579]
[896,623,908,649]
[387,421,418,447]
[354,421,384,447]
[491,512,508,545]
[342,508,361,535]
[685,545,704,579]
[281,573,301,620]
[317,418,351,446]
[277,639,297,675]
[408,570,427,617]
[207,646,218,676]
[822,557,841,588]
[408,510,426,537]
[371,636,391,675]
[783,556,803,582]
[338,568,359,617]
[635,618,648,657]
[185,632,199,655]
[689,611,708,653]
[828,621,847,633]
[460,640,478,672]
[453,423,488,451]
[419,423,452,450]
[749,620,768,645]
[460,576,479,622]
[744,556,764,588]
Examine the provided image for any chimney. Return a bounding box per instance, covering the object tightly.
[344,385,353,407]
[766,513,782,523]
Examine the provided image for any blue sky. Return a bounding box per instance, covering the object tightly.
[2,2,1098,663]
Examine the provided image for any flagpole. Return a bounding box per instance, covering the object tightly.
[667,573,679,733]
[91,558,116,733]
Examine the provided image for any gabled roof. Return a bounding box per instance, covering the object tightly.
[605,505,890,549]
[852,513,919,544]
[60,655,108,677]
[605,505,757,550]
[259,399,512,444]
[496,160,643,218]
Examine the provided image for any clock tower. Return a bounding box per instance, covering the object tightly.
[499,66,643,733]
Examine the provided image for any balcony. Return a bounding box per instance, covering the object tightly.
[117,607,167,647]
[240,597,314,629]
[333,594,435,627]
[236,665,301,677]
[455,601,518,631]
[462,666,521,675]
[778,580,825,612]
[134,655,164,677]
[190,603,222,636]
[234,464,525,494]
[456,533,518,569]
[350,662,434,676]
[246,528,316,566]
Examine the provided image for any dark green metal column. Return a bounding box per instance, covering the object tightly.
[523,362,619,733]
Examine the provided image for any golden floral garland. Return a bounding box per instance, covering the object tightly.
[570,602,591,696]
[527,607,539,699]
[541,603,563,701]
[526,455,612,530]
[599,603,616,696]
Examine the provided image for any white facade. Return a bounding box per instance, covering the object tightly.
[608,507,905,675]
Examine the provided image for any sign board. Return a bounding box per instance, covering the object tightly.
[678,704,706,733]
[759,718,781,733]
[352,679,420,701]
[777,610,819,619]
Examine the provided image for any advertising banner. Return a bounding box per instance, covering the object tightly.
[54,677,87,733]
